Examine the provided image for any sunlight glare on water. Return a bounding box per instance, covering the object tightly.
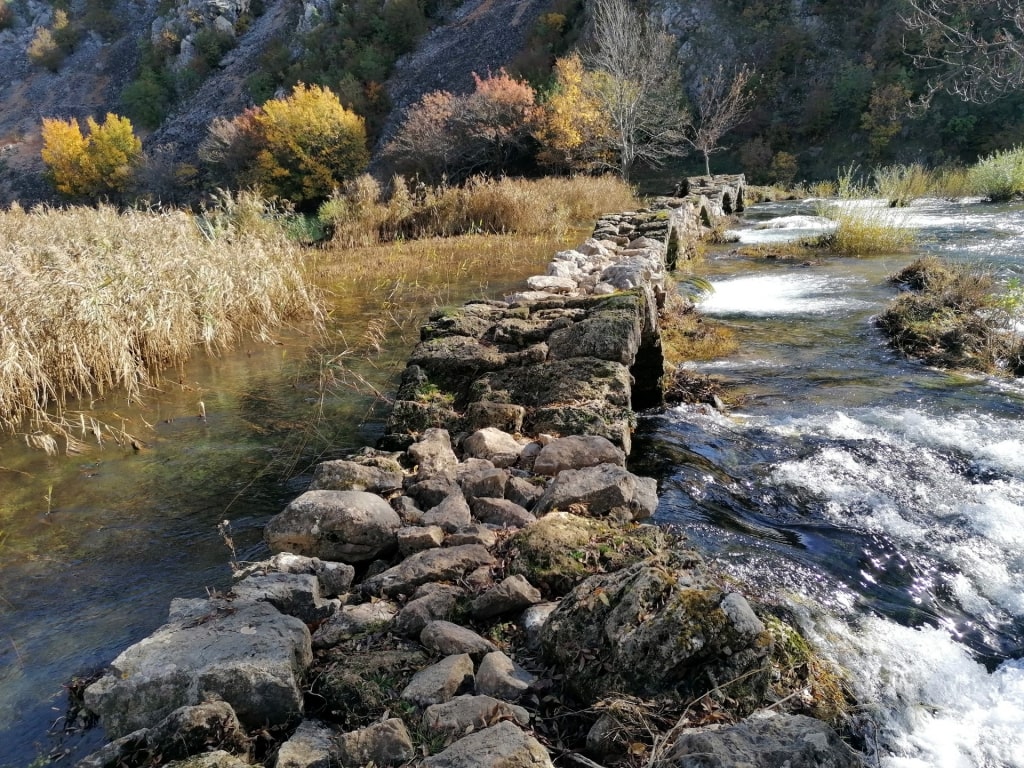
[699,273,870,316]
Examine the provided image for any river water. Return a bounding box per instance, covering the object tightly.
[635,198,1024,768]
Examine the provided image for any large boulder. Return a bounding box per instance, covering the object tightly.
[361,544,496,598]
[84,598,312,738]
[539,552,771,703]
[336,718,415,767]
[533,463,657,521]
[665,713,863,768]
[231,572,337,624]
[264,490,401,563]
[309,460,404,495]
[409,428,459,480]
[532,435,625,476]
[422,721,554,768]
[462,428,522,468]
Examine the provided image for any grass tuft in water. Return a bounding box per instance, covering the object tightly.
[877,256,1024,376]
[810,201,916,256]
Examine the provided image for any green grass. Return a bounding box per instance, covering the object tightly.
[967,146,1024,202]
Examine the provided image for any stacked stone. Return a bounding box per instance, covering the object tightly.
[81,427,861,768]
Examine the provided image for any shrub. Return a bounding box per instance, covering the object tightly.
[28,27,64,70]
[40,113,143,198]
[0,0,14,31]
[968,146,1024,202]
[121,70,174,128]
[383,70,539,182]
[250,84,369,206]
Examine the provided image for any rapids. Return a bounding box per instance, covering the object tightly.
[638,197,1024,767]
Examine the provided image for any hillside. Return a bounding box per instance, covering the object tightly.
[1,0,1022,204]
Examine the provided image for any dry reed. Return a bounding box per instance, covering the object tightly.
[0,193,321,448]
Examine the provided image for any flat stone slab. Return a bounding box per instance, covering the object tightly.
[84,598,312,738]
[361,544,496,598]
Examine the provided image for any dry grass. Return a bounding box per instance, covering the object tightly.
[878,257,1024,375]
[319,174,639,245]
[811,201,916,256]
[0,192,321,448]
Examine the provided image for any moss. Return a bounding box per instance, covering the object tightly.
[660,301,738,363]
[503,513,667,598]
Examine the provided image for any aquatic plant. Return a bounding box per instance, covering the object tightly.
[812,201,916,255]
[877,257,1024,376]
[0,193,322,449]
[871,163,933,207]
[967,146,1024,202]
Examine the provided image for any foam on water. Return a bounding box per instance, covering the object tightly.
[815,616,1024,768]
[768,408,1024,619]
[699,273,868,316]
[725,214,834,244]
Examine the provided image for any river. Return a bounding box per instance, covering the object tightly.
[634,197,1024,768]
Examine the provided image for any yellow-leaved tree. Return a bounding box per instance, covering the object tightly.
[40,113,142,198]
[535,53,612,173]
[250,84,369,205]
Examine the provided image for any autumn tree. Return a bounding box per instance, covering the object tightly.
[383,70,538,182]
[535,53,612,172]
[40,113,143,198]
[685,63,756,176]
[903,0,1024,104]
[200,84,369,206]
[583,0,686,180]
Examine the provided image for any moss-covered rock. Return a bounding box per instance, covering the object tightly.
[539,551,772,705]
[504,512,668,598]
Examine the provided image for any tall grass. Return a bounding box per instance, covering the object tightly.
[0,192,321,448]
[318,174,639,245]
[813,201,916,255]
[967,146,1024,202]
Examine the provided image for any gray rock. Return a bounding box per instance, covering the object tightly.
[423,492,473,533]
[232,572,337,624]
[76,730,150,768]
[394,584,464,637]
[666,713,863,768]
[276,719,337,768]
[84,599,312,738]
[516,442,542,472]
[504,476,544,510]
[462,428,522,469]
[312,601,397,648]
[423,721,554,768]
[455,458,497,480]
[464,401,525,433]
[397,525,446,555]
[362,544,496,598]
[400,653,475,707]
[409,428,460,480]
[460,467,509,502]
[471,497,536,529]
[164,750,250,768]
[233,552,354,599]
[407,474,461,509]
[445,524,498,548]
[532,435,626,476]
[519,603,558,651]
[470,575,542,620]
[421,620,497,660]
[533,464,657,521]
[475,651,535,702]
[265,490,401,563]
[422,695,530,738]
[336,718,415,767]
[391,495,423,525]
[539,553,769,701]
[527,274,578,293]
[309,460,404,495]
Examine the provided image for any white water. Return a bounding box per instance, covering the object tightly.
[653,198,1024,767]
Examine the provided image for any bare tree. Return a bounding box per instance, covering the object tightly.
[584,0,687,180]
[685,63,756,176]
[903,0,1024,104]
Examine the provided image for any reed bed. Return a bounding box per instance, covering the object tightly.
[0,194,321,447]
[319,174,639,246]
[812,201,916,255]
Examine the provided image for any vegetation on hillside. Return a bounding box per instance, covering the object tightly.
[40,113,143,199]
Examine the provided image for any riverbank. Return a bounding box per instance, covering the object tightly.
[74,176,864,768]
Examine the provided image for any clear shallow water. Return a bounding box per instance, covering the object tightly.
[639,199,1024,767]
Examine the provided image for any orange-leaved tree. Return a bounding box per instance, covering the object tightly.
[535,53,612,173]
[40,113,142,198]
[251,83,369,205]
[383,70,539,182]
